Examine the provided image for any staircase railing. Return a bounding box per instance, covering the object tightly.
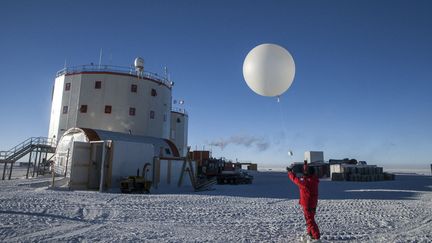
[0,137,56,162]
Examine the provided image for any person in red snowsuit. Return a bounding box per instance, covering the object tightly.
[287,162,320,240]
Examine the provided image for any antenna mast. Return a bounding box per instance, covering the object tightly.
[164,66,170,81]
[98,48,103,68]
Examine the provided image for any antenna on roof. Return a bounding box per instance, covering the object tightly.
[98,48,103,68]
[134,57,144,78]
[164,66,169,80]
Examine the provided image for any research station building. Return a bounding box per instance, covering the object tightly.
[49,58,192,191]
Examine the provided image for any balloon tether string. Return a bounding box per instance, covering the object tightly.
[277,96,291,153]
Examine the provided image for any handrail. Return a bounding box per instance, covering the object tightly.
[56,64,172,88]
[0,137,56,160]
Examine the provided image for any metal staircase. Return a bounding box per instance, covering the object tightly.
[0,137,56,180]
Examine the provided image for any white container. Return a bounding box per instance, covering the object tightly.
[304,151,324,163]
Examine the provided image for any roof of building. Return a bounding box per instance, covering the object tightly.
[56,64,173,89]
[60,127,180,157]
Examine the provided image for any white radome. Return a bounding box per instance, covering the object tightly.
[243,44,295,97]
[134,57,144,70]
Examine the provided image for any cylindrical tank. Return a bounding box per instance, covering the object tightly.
[170,109,189,157]
[48,63,172,141]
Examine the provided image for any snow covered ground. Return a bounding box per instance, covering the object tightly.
[0,170,431,242]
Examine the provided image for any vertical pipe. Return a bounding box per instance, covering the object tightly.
[36,148,43,176]
[26,151,33,179]
[98,48,103,68]
[99,141,106,193]
[64,149,70,177]
[152,157,156,189]
[167,160,171,184]
[152,156,159,189]
[43,151,48,174]
[156,158,160,188]
[32,148,39,177]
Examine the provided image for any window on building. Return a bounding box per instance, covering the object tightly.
[151,89,157,96]
[165,148,171,155]
[105,105,112,114]
[95,81,102,89]
[177,118,181,123]
[131,84,137,93]
[65,83,71,91]
[129,107,136,116]
[150,110,155,119]
[163,113,167,122]
[80,105,87,113]
[62,106,68,114]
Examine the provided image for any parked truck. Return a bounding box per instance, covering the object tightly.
[216,170,253,185]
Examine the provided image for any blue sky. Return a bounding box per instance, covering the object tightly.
[0,0,431,169]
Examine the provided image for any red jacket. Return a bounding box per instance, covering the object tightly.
[288,171,319,209]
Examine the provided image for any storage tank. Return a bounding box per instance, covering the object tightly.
[48,60,173,141]
[170,108,189,157]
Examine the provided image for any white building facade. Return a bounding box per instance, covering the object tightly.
[170,109,189,157]
[49,64,177,141]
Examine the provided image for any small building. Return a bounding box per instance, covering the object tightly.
[304,151,324,163]
[54,128,195,191]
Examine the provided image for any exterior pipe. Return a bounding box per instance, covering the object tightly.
[99,141,107,193]
[64,149,70,177]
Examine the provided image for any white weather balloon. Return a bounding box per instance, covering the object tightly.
[243,44,295,97]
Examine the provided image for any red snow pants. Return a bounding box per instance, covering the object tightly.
[303,207,320,239]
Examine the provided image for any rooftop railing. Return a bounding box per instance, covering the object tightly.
[172,107,188,115]
[56,64,172,88]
